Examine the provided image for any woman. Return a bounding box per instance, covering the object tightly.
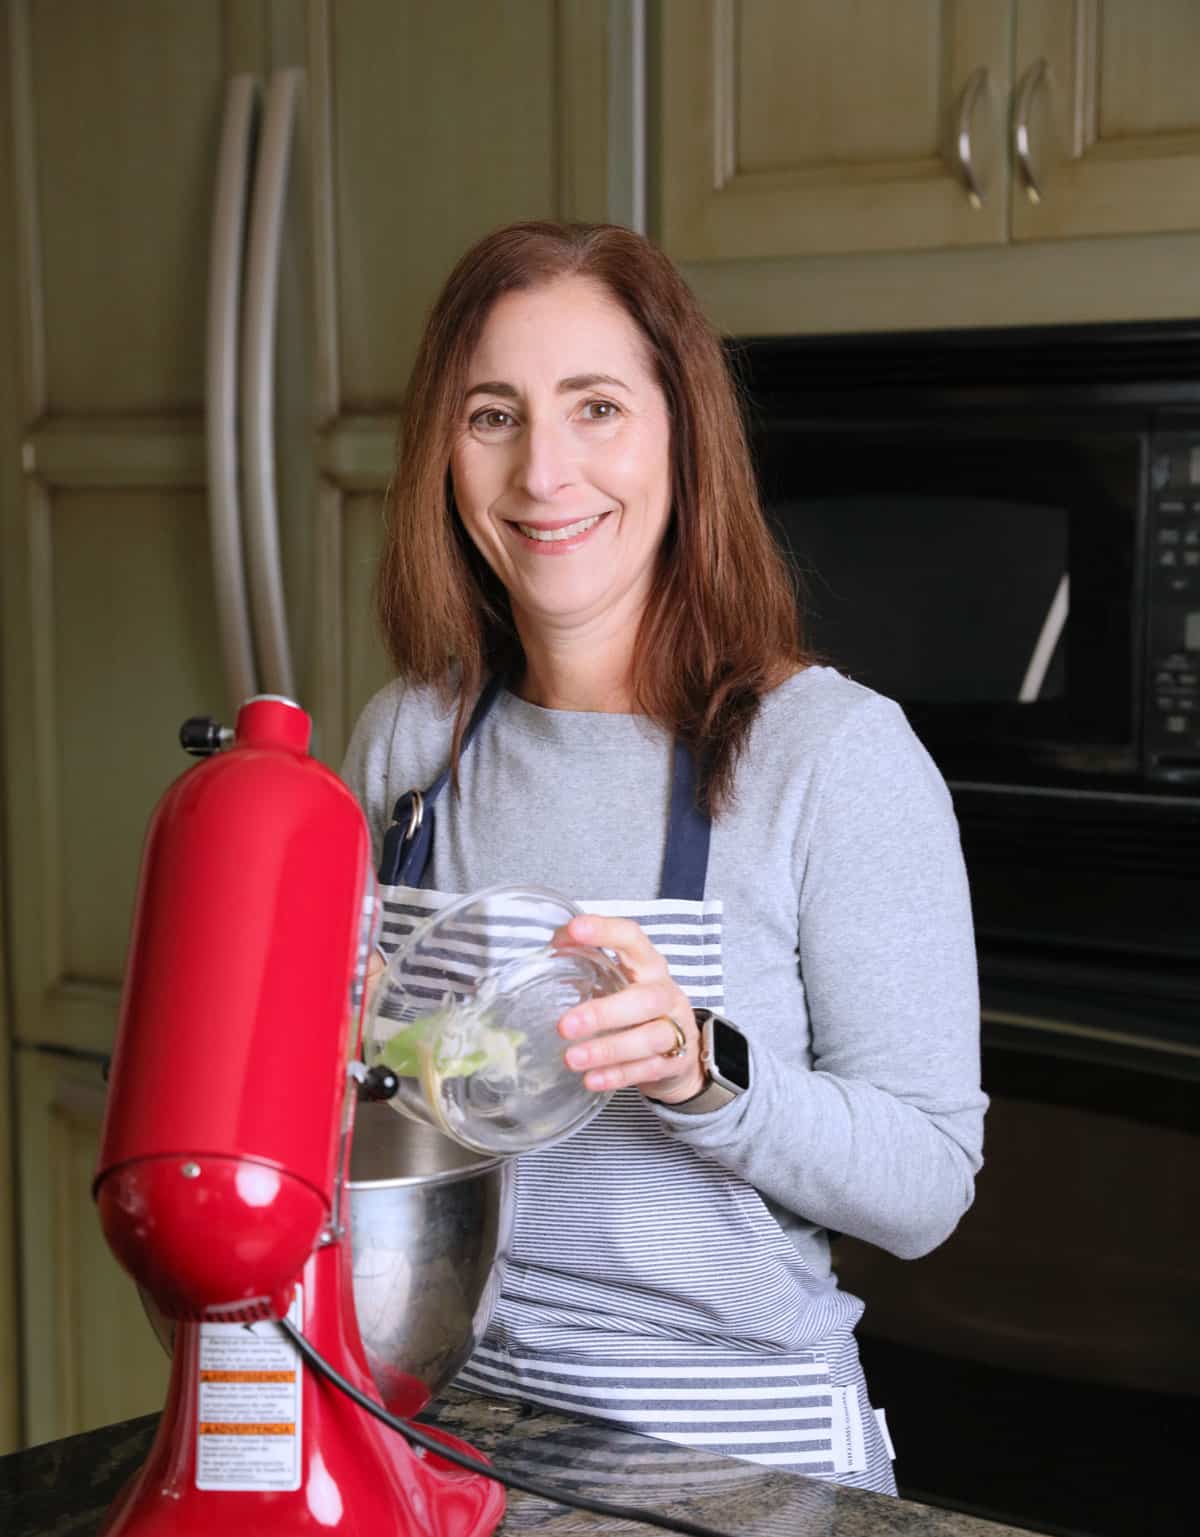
[342,221,987,1495]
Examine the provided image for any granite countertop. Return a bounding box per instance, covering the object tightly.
[1,1387,1032,1537]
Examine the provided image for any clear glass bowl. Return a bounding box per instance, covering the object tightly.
[364,885,626,1155]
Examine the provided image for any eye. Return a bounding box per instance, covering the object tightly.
[469,407,518,434]
[579,399,622,423]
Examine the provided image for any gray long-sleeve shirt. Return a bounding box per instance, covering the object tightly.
[341,664,987,1279]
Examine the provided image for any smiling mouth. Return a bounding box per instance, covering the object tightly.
[510,512,610,543]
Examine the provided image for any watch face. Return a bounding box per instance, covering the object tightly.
[712,1017,751,1090]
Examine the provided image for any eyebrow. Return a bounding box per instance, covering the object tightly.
[463,372,632,402]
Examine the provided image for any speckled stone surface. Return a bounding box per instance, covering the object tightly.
[1,1387,1032,1537]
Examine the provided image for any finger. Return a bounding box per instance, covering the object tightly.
[559,914,670,982]
[364,946,388,1007]
[558,980,682,1042]
[563,1013,688,1074]
[578,1045,705,1098]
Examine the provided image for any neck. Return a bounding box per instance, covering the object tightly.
[513,615,639,714]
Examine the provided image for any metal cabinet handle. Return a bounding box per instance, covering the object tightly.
[1013,58,1050,205]
[206,74,260,711]
[953,66,990,210]
[241,68,302,700]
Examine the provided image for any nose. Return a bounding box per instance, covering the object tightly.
[514,416,575,503]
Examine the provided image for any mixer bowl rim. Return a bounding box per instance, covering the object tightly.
[346,1150,507,1190]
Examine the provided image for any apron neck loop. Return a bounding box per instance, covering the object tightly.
[378,675,504,886]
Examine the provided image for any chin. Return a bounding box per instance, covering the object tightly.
[519,582,613,624]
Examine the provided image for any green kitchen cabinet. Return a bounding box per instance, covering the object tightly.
[13,1047,171,1447]
[0,853,18,1452]
[659,0,1200,335]
[0,0,610,1450]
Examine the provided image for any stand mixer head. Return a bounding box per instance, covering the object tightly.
[92,696,504,1537]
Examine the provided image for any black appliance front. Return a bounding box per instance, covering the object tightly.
[757,424,1144,781]
[738,321,1200,1005]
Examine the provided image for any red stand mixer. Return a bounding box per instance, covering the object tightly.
[93,696,505,1536]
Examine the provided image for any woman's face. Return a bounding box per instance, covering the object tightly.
[449,275,672,643]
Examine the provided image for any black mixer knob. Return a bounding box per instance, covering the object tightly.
[179,717,232,757]
[358,1065,400,1103]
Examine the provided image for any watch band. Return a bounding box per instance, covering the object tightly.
[669,1008,745,1116]
[670,1076,738,1115]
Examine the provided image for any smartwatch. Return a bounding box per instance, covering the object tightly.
[671,1009,751,1114]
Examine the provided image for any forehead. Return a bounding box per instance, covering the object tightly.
[467,276,657,383]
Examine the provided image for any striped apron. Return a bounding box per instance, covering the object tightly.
[374,681,894,1491]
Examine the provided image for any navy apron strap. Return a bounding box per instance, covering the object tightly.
[659,740,711,903]
[378,676,505,887]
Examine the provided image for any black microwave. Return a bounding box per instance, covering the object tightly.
[737,322,1200,1013]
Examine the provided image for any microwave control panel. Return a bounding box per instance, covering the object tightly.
[1146,435,1200,781]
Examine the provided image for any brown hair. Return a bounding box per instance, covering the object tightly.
[377,220,809,817]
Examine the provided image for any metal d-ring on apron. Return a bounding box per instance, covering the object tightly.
[373,680,890,1490]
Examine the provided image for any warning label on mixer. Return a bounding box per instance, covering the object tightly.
[195,1288,302,1491]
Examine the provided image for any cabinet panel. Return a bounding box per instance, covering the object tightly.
[0,19,22,1435]
[342,490,394,743]
[328,0,563,411]
[5,1,279,1057]
[50,488,226,990]
[679,228,1200,338]
[661,0,1012,262]
[17,1048,169,1446]
[1013,0,1200,241]
[0,976,19,1455]
[22,0,238,414]
[1099,1,1200,138]
[736,0,944,171]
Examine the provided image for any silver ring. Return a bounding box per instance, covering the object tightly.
[404,788,423,841]
[662,1018,688,1059]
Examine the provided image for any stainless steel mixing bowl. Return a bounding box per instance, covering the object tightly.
[138,1102,513,1412]
[346,1102,513,1410]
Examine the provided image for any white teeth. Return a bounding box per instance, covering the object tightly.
[517,514,602,543]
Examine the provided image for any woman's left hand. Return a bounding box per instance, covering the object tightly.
[553,914,705,1105]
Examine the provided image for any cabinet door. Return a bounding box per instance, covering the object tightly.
[0,0,267,1062]
[16,1049,169,1445]
[0,0,282,1443]
[1013,0,1200,241]
[0,913,18,1453]
[660,0,1012,263]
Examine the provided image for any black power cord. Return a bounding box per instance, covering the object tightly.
[278,1318,738,1537]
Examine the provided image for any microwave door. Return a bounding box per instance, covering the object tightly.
[756,427,1141,782]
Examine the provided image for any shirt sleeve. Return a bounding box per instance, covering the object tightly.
[655,695,988,1260]
[339,682,406,873]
